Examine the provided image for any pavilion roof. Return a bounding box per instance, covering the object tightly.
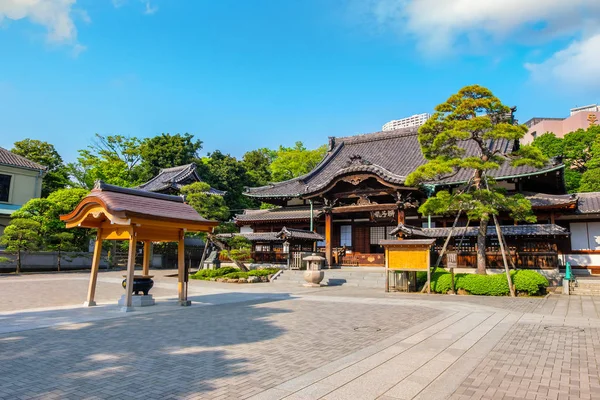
[61,181,218,232]
[244,128,564,199]
[235,206,322,225]
[524,192,577,210]
[389,223,570,238]
[575,192,600,214]
[137,163,225,195]
[218,227,323,243]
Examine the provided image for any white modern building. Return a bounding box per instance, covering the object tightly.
[382,113,431,131]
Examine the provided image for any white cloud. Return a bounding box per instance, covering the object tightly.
[525,33,600,90]
[359,0,600,90]
[143,1,157,15]
[0,0,81,43]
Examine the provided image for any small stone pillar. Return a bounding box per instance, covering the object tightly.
[303,253,325,287]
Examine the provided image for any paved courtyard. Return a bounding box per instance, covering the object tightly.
[0,270,599,399]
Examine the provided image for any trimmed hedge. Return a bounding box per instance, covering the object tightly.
[190,267,279,281]
[422,269,549,296]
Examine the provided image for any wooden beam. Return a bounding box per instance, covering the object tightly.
[325,212,333,267]
[142,241,151,276]
[331,203,397,214]
[122,232,137,312]
[397,209,405,240]
[84,229,103,307]
[178,230,190,306]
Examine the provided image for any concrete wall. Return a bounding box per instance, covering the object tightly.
[0,164,43,206]
[0,215,9,236]
[0,251,109,273]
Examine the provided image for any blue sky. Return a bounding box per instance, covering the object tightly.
[1,0,599,162]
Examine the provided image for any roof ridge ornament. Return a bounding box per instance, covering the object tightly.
[346,154,371,167]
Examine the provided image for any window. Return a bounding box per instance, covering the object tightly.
[570,222,600,250]
[370,226,397,244]
[340,225,352,247]
[0,174,11,202]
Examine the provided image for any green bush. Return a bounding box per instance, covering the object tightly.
[458,273,509,296]
[190,267,280,281]
[190,267,238,280]
[427,269,548,296]
[512,270,549,295]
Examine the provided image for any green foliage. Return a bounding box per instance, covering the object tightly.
[579,134,600,192]
[11,188,91,252]
[531,133,564,159]
[199,150,257,212]
[190,267,279,281]
[512,270,549,296]
[220,236,252,262]
[11,139,69,197]
[213,222,238,234]
[564,170,583,193]
[428,269,548,296]
[405,85,544,272]
[0,256,10,264]
[242,148,276,186]
[0,218,42,273]
[270,142,327,182]
[190,267,238,280]
[139,133,202,178]
[180,182,229,221]
[67,134,144,189]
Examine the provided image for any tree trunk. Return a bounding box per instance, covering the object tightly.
[206,233,249,272]
[57,249,61,272]
[476,216,488,274]
[16,249,21,274]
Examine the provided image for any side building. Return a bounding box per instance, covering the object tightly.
[0,147,47,236]
[236,127,586,270]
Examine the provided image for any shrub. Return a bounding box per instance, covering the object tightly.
[190,267,237,280]
[222,268,280,280]
[512,270,549,296]
[427,269,549,296]
[458,273,509,296]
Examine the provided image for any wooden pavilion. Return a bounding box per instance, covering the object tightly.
[61,181,218,310]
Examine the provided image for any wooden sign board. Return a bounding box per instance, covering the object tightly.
[447,251,458,269]
[380,239,435,271]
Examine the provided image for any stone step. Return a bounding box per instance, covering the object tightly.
[272,270,387,288]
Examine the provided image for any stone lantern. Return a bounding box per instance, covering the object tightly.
[302,253,325,287]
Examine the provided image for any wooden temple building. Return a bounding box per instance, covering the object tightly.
[236,128,600,273]
[138,163,225,196]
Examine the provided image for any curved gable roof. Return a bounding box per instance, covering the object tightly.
[245,127,563,199]
[0,147,46,171]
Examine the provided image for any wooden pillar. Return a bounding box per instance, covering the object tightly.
[550,211,555,225]
[325,212,333,267]
[397,209,405,240]
[84,229,103,307]
[122,231,137,312]
[178,230,190,306]
[142,241,151,276]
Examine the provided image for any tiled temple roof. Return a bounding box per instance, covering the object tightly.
[576,192,600,214]
[218,227,323,243]
[138,163,225,195]
[244,128,564,199]
[524,192,577,209]
[0,147,46,171]
[389,223,570,238]
[235,206,322,224]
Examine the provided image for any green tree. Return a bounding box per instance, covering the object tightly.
[270,142,327,182]
[242,148,276,186]
[140,133,203,179]
[199,150,256,213]
[47,232,77,272]
[405,85,546,274]
[531,133,564,159]
[0,218,41,273]
[68,134,143,189]
[11,139,70,197]
[180,182,229,221]
[579,135,600,192]
[562,127,598,172]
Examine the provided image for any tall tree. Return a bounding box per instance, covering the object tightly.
[579,135,600,192]
[11,139,69,197]
[140,133,203,179]
[405,85,546,274]
[270,142,327,182]
[68,134,143,188]
[0,218,41,273]
[242,148,276,186]
[199,150,255,214]
[180,182,229,221]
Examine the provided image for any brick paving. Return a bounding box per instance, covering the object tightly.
[450,323,600,400]
[0,298,439,399]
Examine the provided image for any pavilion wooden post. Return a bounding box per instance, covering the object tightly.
[178,230,191,306]
[325,212,333,268]
[84,228,103,307]
[122,231,137,312]
[397,209,405,240]
[142,241,151,276]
